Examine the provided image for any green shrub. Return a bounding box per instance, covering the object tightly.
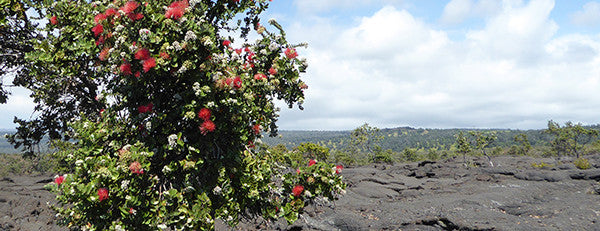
[374,149,395,164]
[402,148,419,162]
[574,158,591,170]
[531,161,554,169]
[426,148,439,161]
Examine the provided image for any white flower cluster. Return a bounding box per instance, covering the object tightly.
[269,43,278,51]
[202,36,213,47]
[172,41,182,51]
[184,31,197,42]
[139,29,151,40]
[213,186,222,195]
[168,134,178,147]
[121,180,130,190]
[189,0,201,7]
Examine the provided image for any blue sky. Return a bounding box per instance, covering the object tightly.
[3,0,600,131]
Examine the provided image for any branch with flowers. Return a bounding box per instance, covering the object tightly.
[36,0,346,230]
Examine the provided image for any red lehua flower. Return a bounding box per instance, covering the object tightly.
[308,159,316,167]
[268,67,277,75]
[94,13,106,23]
[252,124,261,134]
[222,40,231,47]
[50,16,58,25]
[129,207,135,214]
[202,120,216,132]
[197,108,211,121]
[129,161,144,174]
[285,48,298,59]
[138,105,148,113]
[159,52,170,60]
[92,24,103,37]
[100,109,105,115]
[244,47,251,52]
[165,0,188,20]
[336,165,343,174]
[233,76,242,89]
[105,8,117,17]
[200,120,216,135]
[135,48,150,60]
[296,168,301,174]
[99,47,110,61]
[120,63,132,75]
[254,73,266,81]
[292,185,304,197]
[235,48,242,55]
[142,57,156,72]
[128,12,144,21]
[54,175,65,185]
[225,77,234,87]
[98,188,109,202]
[247,141,255,149]
[138,103,153,113]
[135,71,141,78]
[121,1,139,14]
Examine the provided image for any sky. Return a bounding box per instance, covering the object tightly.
[2,0,600,131]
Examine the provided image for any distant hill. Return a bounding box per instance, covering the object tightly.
[262,127,555,152]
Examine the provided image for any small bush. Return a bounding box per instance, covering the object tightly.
[402,148,419,162]
[531,161,554,169]
[574,158,591,170]
[374,149,395,164]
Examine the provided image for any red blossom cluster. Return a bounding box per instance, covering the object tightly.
[54,175,65,185]
[197,108,211,121]
[121,1,144,21]
[120,63,132,75]
[268,67,277,75]
[198,108,215,135]
[50,15,58,25]
[92,24,103,37]
[133,48,156,73]
[138,102,153,114]
[165,0,188,20]
[335,165,343,174]
[129,161,144,175]
[308,159,316,167]
[253,73,266,81]
[292,185,304,197]
[252,124,261,135]
[98,188,109,202]
[284,48,298,59]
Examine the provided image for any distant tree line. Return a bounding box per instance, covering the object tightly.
[264,121,600,167]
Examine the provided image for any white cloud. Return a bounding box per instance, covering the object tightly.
[571,1,600,26]
[293,0,402,13]
[440,0,502,25]
[276,0,600,130]
[441,0,474,25]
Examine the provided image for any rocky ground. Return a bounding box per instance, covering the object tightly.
[2,154,600,230]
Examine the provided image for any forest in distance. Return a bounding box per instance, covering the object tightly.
[264,123,599,151]
[260,120,600,166]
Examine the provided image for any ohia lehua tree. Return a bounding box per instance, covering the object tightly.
[18,0,347,229]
